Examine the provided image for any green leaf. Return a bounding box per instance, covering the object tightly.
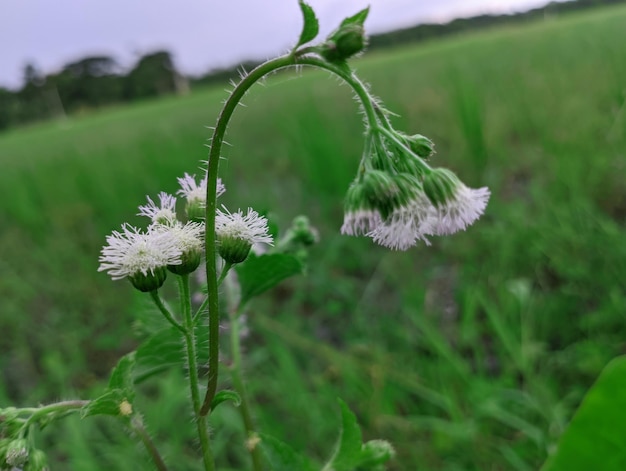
[211,390,241,411]
[236,253,304,305]
[259,433,314,471]
[296,1,319,47]
[108,352,136,395]
[340,6,370,28]
[326,399,364,471]
[81,389,128,419]
[541,356,626,471]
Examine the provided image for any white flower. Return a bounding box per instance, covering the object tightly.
[138,192,178,226]
[367,199,433,250]
[153,221,204,254]
[341,209,383,236]
[98,224,182,281]
[176,172,225,207]
[426,185,490,235]
[215,207,273,264]
[215,207,273,246]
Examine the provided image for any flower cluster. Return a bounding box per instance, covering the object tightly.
[98,168,272,291]
[341,129,490,250]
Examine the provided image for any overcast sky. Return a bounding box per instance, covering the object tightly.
[0,0,555,89]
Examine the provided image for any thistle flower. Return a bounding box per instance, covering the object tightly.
[138,192,178,226]
[98,224,182,291]
[152,221,204,275]
[215,207,273,264]
[177,172,226,221]
[422,168,490,235]
[366,195,433,250]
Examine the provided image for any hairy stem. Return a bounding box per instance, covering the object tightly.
[130,416,170,471]
[150,290,186,335]
[229,308,264,471]
[201,52,387,416]
[178,275,215,471]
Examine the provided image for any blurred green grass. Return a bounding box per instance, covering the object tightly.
[1,4,626,470]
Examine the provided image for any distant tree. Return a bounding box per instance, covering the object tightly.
[124,51,186,100]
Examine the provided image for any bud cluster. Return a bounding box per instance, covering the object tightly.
[341,128,490,250]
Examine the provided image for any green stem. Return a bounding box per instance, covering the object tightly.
[201,53,386,416]
[130,416,170,471]
[217,261,233,287]
[375,126,433,174]
[178,275,215,471]
[201,54,299,416]
[21,400,89,432]
[149,290,186,335]
[229,308,264,471]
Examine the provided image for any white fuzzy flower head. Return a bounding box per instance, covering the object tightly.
[98,224,182,291]
[216,207,273,264]
[422,168,490,235]
[138,192,178,226]
[177,172,225,221]
[367,197,433,251]
[152,221,205,275]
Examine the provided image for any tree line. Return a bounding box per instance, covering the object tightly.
[0,0,622,132]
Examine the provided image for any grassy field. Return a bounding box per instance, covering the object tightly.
[1,4,626,470]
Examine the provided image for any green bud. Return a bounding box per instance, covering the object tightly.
[422,168,460,208]
[402,133,435,158]
[129,266,168,293]
[320,23,367,62]
[168,248,202,275]
[218,235,252,265]
[361,170,401,219]
[5,438,29,467]
[359,439,396,467]
[185,200,205,223]
[25,449,48,471]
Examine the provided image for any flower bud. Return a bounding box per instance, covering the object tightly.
[422,168,459,208]
[185,200,205,223]
[320,24,367,62]
[5,439,29,467]
[359,439,396,467]
[402,133,435,158]
[218,236,253,265]
[168,249,202,275]
[129,266,168,292]
[25,449,48,471]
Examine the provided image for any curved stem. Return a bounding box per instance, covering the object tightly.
[178,275,215,471]
[21,400,89,433]
[201,53,386,416]
[201,54,299,416]
[149,290,186,335]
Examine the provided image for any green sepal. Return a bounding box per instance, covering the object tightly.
[340,6,370,28]
[235,253,304,306]
[296,1,320,47]
[259,433,315,471]
[211,390,242,411]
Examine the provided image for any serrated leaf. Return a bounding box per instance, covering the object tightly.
[259,433,314,471]
[235,253,304,305]
[340,6,370,28]
[541,356,626,471]
[108,353,136,396]
[211,390,241,411]
[296,0,319,47]
[326,399,364,471]
[81,389,127,419]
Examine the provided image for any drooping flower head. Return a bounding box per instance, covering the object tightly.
[138,192,178,226]
[152,221,205,275]
[422,168,490,235]
[215,206,273,264]
[98,224,182,291]
[177,172,226,221]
